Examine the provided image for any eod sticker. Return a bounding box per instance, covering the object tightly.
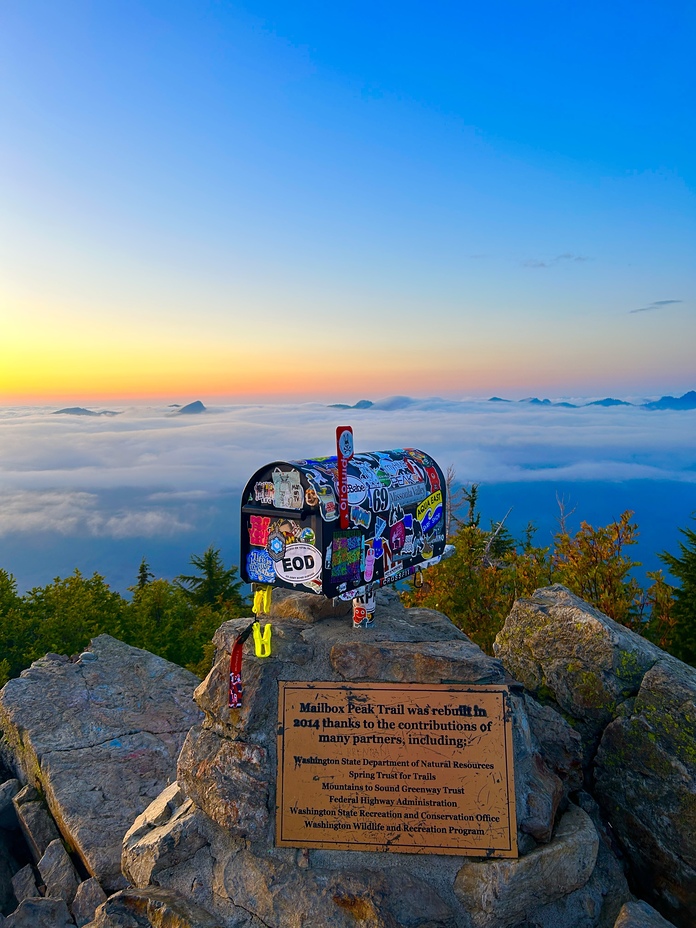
[274,543,322,584]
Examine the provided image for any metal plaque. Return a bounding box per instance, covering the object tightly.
[276,682,517,857]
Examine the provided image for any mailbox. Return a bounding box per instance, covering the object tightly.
[240,446,449,602]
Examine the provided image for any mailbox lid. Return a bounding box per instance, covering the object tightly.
[240,449,447,597]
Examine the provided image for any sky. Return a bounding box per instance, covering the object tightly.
[0,401,693,593]
[1,0,694,402]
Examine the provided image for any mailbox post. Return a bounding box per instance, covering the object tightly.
[240,442,452,627]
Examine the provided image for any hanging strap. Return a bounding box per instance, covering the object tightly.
[229,621,256,709]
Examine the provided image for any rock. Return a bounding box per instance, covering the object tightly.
[0,635,202,891]
[563,791,632,928]
[85,887,224,928]
[524,694,584,792]
[225,851,458,928]
[453,803,599,928]
[177,727,270,838]
[70,878,107,928]
[494,585,696,928]
[594,658,696,927]
[614,900,678,928]
[506,693,563,846]
[0,779,19,829]
[10,864,38,904]
[38,838,80,904]
[330,638,508,685]
[269,589,351,623]
[123,601,612,928]
[122,791,209,889]
[12,786,61,862]
[3,897,74,928]
[494,585,661,757]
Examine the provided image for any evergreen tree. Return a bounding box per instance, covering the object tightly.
[136,558,154,590]
[660,519,696,665]
[175,546,246,611]
[22,570,126,660]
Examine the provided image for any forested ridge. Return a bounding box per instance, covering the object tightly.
[1,493,694,687]
[405,485,696,664]
[0,546,247,685]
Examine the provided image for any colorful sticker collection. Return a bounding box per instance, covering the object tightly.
[243,449,444,597]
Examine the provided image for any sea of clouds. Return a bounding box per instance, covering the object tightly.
[1,399,694,593]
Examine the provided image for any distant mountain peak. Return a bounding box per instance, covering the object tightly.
[53,407,120,417]
[643,391,696,411]
[586,398,633,407]
[176,401,207,415]
[328,399,374,410]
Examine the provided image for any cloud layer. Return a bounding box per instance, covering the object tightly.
[1,399,694,539]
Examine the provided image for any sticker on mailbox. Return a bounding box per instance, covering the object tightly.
[417,491,443,533]
[346,477,368,506]
[274,543,322,584]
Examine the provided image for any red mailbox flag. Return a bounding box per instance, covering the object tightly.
[336,426,354,530]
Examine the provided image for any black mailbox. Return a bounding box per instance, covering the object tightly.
[240,445,448,603]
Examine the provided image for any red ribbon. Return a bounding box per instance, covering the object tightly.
[229,622,256,709]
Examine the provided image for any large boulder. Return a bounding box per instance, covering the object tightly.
[123,594,609,928]
[454,803,599,928]
[0,635,202,892]
[494,585,661,759]
[595,659,696,926]
[495,585,696,928]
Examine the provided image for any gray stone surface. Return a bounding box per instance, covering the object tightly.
[454,803,599,928]
[269,588,352,623]
[494,584,662,757]
[122,791,208,889]
[595,658,696,927]
[85,887,226,928]
[9,865,38,905]
[123,600,610,928]
[12,786,61,863]
[38,838,80,904]
[4,897,74,928]
[614,901,678,928]
[495,585,696,928]
[71,878,107,928]
[0,634,203,892]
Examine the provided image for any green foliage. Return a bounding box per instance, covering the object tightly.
[0,549,250,685]
[641,569,677,652]
[552,510,643,628]
[0,569,127,680]
[136,557,154,590]
[175,546,245,611]
[402,518,554,654]
[403,489,684,662]
[659,519,696,664]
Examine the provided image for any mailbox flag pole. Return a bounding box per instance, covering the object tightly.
[336,426,354,530]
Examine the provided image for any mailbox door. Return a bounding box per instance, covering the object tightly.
[242,505,324,592]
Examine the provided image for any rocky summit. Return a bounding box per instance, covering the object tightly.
[0,635,202,896]
[0,586,691,928]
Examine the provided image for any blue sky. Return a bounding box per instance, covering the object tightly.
[1,0,694,400]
